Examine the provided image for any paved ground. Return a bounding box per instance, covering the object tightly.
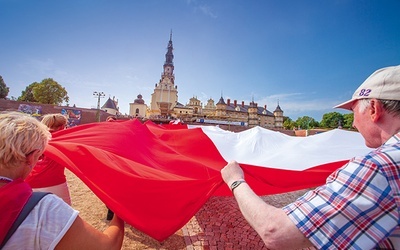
[181,189,310,250]
[67,168,313,249]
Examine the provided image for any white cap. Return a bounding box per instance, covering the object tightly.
[334,65,400,110]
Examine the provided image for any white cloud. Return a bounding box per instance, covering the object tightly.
[198,5,217,18]
[185,0,217,18]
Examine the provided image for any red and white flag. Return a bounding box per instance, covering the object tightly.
[45,119,370,241]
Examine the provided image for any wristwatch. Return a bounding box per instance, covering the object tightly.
[230,179,246,192]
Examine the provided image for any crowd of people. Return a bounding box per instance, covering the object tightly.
[0,112,124,249]
[24,114,72,205]
[0,65,399,249]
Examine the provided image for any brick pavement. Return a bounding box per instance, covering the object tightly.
[182,189,310,249]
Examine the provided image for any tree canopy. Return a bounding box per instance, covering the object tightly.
[18,82,39,102]
[283,117,296,130]
[283,112,354,130]
[320,112,344,129]
[295,116,319,129]
[18,78,69,105]
[342,113,354,129]
[0,76,9,99]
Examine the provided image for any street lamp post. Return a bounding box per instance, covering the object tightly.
[93,91,105,122]
[305,117,311,137]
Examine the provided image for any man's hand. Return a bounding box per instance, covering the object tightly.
[221,161,245,187]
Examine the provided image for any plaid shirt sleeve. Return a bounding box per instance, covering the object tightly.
[283,143,400,249]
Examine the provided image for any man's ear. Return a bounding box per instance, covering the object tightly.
[369,99,383,122]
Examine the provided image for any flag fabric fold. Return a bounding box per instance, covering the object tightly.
[43,119,370,241]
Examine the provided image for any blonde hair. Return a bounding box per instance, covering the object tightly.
[0,112,51,170]
[41,113,68,131]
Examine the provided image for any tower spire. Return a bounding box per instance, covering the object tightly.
[165,31,174,66]
[150,31,178,117]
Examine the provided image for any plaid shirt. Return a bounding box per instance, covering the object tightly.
[283,132,400,249]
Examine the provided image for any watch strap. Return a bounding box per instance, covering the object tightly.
[230,180,246,192]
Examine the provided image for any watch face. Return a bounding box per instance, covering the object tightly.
[231,180,245,191]
[231,181,240,189]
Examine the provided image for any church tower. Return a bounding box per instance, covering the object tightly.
[149,31,179,117]
[273,102,284,129]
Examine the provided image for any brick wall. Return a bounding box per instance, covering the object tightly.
[0,99,111,124]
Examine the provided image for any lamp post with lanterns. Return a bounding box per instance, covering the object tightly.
[93,91,105,122]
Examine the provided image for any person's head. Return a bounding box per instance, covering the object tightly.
[334,65,400,147]
[106,116,117,122]
[0,112,51,178]
[41,113,68,131]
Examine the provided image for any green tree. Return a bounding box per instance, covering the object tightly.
[320,112,344,128]
[0,75,9,99]
[342,113,354,129]
[283,117,296,130]
[33,78,69,105]
[295,116,319,129]
[18,82,39,102]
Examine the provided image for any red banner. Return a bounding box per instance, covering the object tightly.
[44,119,369,241]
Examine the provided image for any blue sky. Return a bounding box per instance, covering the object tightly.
[1,0,399,121]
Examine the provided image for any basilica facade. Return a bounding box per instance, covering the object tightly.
[129,33,284,129]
